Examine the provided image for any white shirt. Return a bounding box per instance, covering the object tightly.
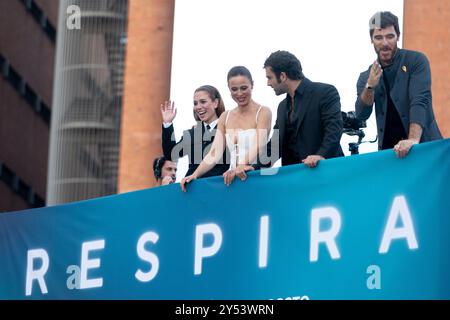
[204,119,218,132]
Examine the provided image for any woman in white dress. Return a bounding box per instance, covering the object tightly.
[181,66,272,191]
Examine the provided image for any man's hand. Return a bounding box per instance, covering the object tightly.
[302,155,324,168]
[394,139,418,158]
[161,176,174,186]
[160,100,177,124]
[367,60,383,88]
[180,174,196,192]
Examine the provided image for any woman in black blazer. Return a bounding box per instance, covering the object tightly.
[160,85,229,178]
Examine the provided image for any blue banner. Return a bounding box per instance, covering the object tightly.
[1,139,449,299]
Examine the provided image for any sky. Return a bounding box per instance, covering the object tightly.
[169,0,404,181]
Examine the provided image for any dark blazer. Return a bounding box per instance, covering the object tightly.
[261,78,343,167]
[355,49,442,149]
[162,123,228,178]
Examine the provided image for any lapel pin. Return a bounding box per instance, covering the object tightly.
[402,65,407,72]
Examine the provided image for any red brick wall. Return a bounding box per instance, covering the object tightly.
[118,0,175,193]
[404,0,450,137]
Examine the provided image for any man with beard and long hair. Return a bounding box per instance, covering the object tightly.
[355,11,442,158]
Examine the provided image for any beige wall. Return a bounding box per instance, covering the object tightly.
[118,0,175,193]
[403,0,450,137]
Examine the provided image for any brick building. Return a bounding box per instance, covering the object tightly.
[0,0,58,211]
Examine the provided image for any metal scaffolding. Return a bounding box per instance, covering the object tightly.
[47,0,128,204]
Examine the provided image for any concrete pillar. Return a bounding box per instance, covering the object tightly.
[403,0,450,137]
[118,0,175,193]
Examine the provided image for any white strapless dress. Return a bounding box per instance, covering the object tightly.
[225,129,257,169]
[224,106,262,169]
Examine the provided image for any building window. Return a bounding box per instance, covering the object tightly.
[19,0,57,43]
[0,53,51,125]
[0,162,46,208]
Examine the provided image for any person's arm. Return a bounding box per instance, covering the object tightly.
[318,85,343,154]
[161,101,186,161]
[355,61,382,121]
[394,53,431,158]
[394,123,422,158]
[180,113,227,192]
[361,61,382,105]
[303,85,343,168]
[162,124,179,160]
[408,52,431,130]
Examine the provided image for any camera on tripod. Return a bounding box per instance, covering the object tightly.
[341,111,370,155]
[342,111,366,131]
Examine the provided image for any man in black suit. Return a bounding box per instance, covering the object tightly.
[236,50,343,180]
[262,50,344,168]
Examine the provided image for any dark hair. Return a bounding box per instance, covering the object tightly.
[263,50,305,81]
[369,11,401,38]
[193,85,225,121]
[153,156,166,180]
[227,66,254,86]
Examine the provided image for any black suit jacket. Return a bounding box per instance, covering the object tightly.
[162,123,229,178]
[260,78,343,167]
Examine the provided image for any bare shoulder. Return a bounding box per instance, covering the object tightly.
[219,110,233,122]
[256,106,272,129]
[259,106,272,116]
[218,110,227,120]
[217,111,228,130]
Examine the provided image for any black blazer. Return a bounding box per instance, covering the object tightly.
[162,123,229,178]
[261,78,343,167]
